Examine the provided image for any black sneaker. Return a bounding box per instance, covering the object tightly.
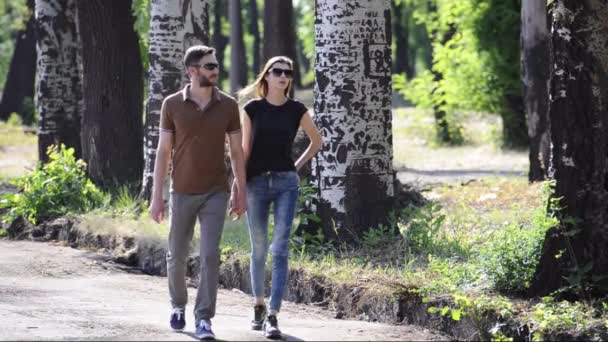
[263,315,282,340]
[251,304,266,330]
[170,307,186,331]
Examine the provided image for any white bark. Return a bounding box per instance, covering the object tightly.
[141,0,210,199]
[312,0,394,237]
[36,0,83,161]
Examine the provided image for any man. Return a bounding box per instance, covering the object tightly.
[149,45,247,340]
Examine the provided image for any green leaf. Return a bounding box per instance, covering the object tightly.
[451,309,462,321]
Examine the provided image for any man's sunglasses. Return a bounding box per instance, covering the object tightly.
[191,63,219,71]
[268,68,293,78]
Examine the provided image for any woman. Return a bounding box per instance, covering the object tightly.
[236,56,322,339]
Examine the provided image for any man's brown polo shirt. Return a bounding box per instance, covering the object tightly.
[160,84,241,194]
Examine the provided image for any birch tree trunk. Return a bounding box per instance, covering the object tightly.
[312,0,394,242]
[35,0,82,162]
[140,0,210,200]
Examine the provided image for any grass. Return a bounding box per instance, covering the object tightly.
[0,118,37,180]
[0,118,37,147]
[392,107,527,174]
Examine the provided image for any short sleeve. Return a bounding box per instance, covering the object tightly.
[243,99,257,120]
[227,101,241,134]
[159,98,174,133]
[293,100,308,122]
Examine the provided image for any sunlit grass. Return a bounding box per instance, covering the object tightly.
[0,119,37,180]
[0,120,37,147]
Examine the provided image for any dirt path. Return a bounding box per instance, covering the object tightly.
[0,240,447,341]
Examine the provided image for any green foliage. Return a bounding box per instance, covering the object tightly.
[290,178,334,257]
[293,178,321,228]
[295,0,315,84]
[399,202,468,257]
[421,256,483,294]
[479,181,559,292]
[526,296,600,339]
[399,202,444,254]
[6,112,21,126]
[96,185,142,218]
[0,144,104,224]
[395,0,521,145]
[428,293,514,340]
[131,0,150,73]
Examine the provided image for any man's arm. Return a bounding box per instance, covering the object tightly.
[228,131,247,216]
[149,131,173,223]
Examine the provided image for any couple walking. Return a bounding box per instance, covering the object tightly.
[149,45,323,340]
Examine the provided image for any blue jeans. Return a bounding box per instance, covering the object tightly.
[246,171,299,312]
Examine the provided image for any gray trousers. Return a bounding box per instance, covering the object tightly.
[167,191,229,323]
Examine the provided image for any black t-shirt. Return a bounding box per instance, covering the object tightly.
[244,98,308,180]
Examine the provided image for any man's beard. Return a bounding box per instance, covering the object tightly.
[199,75,216,87]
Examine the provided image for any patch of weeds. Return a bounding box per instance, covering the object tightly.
[427,293,514,340]
[220,218,250,252]
[478,181,558,293]
[399,202,470,258]
[525,296,601,340]
[92,185,142,219]
[361,210,400,250]
[415,256,483,295]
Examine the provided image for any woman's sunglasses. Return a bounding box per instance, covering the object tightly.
[191,63,219,71]
[268,68,293,78]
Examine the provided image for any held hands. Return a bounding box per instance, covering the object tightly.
[229,180,247,220]
[149,195,165,223]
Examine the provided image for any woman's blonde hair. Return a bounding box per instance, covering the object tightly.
[238,56,293,102]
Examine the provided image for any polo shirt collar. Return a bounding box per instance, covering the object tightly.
[182,83,221,102]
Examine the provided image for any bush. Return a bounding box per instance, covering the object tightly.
[6,112,22,126]
[479,182,558,292]
[0,144,104,224]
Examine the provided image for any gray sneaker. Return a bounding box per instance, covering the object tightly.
[263,315,282,340]
[195,319,215,340]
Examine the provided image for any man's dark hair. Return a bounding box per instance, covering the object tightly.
[183,45,216,67]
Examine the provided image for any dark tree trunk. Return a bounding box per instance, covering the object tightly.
[312,0,394,242]
[213,0,228,81]
[263,0,301,91]
[530,0,608,297]
[521,0,550,182]
[248,0,261,76]
[229,0,247,94]
[501,95,529,149]
[392,0,412,79]
[36,0,82,162]
[0,0,36,124]
[76,0,143,188]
